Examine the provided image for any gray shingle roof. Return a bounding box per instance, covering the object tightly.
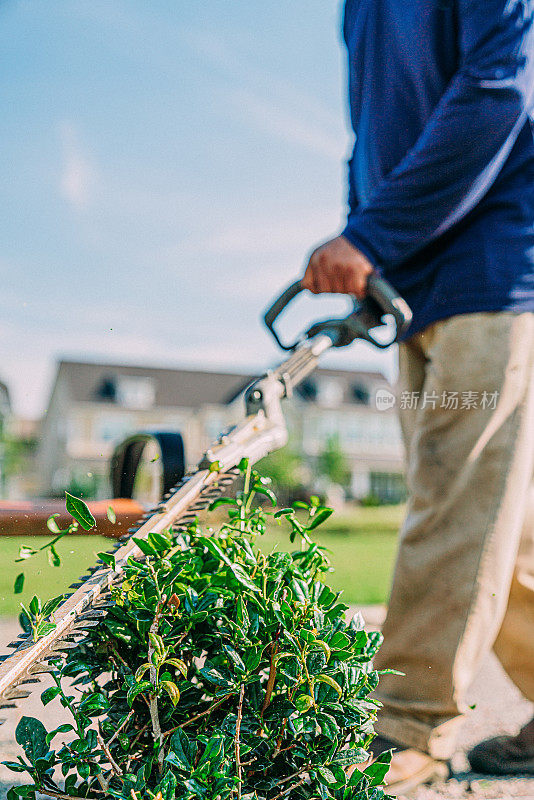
[54,359,388,410]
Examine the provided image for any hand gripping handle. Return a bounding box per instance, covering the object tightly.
[264,273,412,351]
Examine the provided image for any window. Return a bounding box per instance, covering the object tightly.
[297,379,317,402]
[318,378,343,408]
[370,472,407,503]
[351,382,370,405]
[95,377,117,402]
[116,376,156,410]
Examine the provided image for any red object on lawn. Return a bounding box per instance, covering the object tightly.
[0,498,144,538]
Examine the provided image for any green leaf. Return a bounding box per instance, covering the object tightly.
[202,536,232,566]
[330,747,369,766]
[329,632,351,650]
[316,674,343,697]
[222,644,245,673]
[28,596,40,616]
[229,563,260,594]
[316,766,336,786]
[308,507,333,529]
[35,622,56,638]
[78,762,90,779]
[378,668,404,676]
[15,716,48,761]
[41,595,64,617]
[295,694,314,712]
[156,771,178,800]
[45,724,74,746]
[209,497,238,510]
[134,663,151,682]
[13,573,24,595]
[127,681,153,706]
[160,680,180,706]
[168,729,194,770]
[48,545,61,568]
[46,514,61,534]
[98,552,116,569]
[148,632,165,654]
[254,485,277,506]
[199,663,234,688]
[107,505,116,524]
[316,712,338,740]
[133,536,157,556]
[197,733,224,768]
[16,545,35,562]
[209,460,221,473]
[312,640,331,661]
[2,762,28,773]
[40,687,61,706]
[165,658,188,678]
[148,531,172,552]
[363,750,392,786]
[65,492,96,530]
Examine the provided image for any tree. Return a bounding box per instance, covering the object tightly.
[317,435,350,488]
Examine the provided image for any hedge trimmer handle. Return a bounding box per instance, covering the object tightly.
[264,273,412,351]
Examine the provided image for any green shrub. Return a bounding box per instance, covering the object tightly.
[4,466,393,800]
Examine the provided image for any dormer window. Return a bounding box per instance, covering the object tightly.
[352,382,370,405]
[95,377,117,402]
[297,379,317,402]
[116,376,156,410]
[318,378,343,407]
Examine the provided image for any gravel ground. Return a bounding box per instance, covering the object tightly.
[0,610,532,799]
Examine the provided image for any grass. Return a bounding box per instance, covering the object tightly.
[0,535,112,618]
[259,505,402,606]
[0,505,404,617]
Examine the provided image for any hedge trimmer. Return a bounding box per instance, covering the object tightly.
[0,276,411,721]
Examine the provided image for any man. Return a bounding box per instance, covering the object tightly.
[302,0,534,793]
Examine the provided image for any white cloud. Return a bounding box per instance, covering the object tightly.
[59,121,97,210]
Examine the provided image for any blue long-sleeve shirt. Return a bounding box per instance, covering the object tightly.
[342,0,534,338]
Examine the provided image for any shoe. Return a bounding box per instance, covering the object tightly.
[368,735,449,796]
[467,717,534,776]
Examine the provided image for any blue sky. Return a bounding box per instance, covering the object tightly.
[1,0,395,418]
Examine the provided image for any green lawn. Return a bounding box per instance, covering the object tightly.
[0,535,112,618]
[259,505,402,606]
[0,506,404,617]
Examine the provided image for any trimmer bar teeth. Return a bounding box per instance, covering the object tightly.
[4,689,32,700]
[0,459,270,719]
[73,620,100,629]
[50,642,78,653]
[28,662,52,675]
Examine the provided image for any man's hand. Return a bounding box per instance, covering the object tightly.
[302,235,374,298]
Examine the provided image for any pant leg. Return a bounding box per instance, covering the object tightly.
[493,485,534,701]
[396,331,428,452]
[374,311,534,760]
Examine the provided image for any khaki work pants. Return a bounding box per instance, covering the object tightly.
[374,312,534,760]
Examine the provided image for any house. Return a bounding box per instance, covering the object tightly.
[0,380,11,497]
[0,381,10,437]
[37,359,405,502]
